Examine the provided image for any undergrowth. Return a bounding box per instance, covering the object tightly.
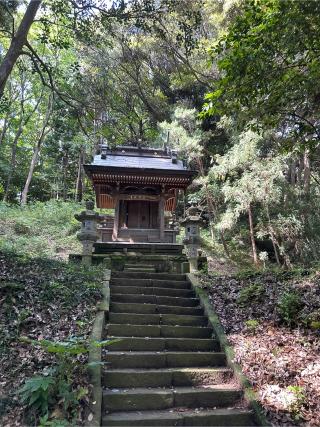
[0,201,104,425]
[0,201,82,259]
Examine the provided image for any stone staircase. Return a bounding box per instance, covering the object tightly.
[102,271,255,426]
[123,263,156,273]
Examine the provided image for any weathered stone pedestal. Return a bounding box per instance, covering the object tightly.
[75,201,101,265]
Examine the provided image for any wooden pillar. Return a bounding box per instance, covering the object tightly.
[112,195,120,241]
[159,194,165,242]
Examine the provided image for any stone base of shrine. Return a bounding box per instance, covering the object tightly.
[69,243,208,273]
[93,242,184,255]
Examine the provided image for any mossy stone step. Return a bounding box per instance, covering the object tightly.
[108,312,208,326]
[112,272,186,281]
[102,367,232,388]
[103,386,242,412]
[105,337,218,352]
[107,324,213,338]
[102,408,255,426]
[103,351,226,369]
[110,285,195,298]
[110,302,204,316]
[125,264,155,268]
[110,278,191,289]
[111,293,200,307]
[124,268,156,273]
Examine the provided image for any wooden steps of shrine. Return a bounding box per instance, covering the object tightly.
[102,271,256,426]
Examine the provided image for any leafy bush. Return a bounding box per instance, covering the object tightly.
[18,337,117,424]
[237,283,265,306]
[19,376,54,415]
[287,385,306,421]
[244,319,260,332]
[277,291,302,326]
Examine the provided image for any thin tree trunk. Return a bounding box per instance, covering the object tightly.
[297,154,304,187]
[248,203,258,265]
[0,111,10,145]
[265,206,281,266]
[20,95,52,205]
[75,149,84,202]
[0,0,42,99]
[303,149,311,195]
[20,138,41,205]
[290,158,296,186]
[3,123,23,202]
[62,150,69,201]
[3,86,43,202]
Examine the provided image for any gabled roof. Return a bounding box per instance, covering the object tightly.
[87,145,187,172]
[91,153,185,171]
[84,145,197,208]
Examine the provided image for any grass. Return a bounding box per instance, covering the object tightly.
[0,201,82,259]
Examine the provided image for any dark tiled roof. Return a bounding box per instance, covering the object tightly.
[89,146,188,172]
[91,154,186,171]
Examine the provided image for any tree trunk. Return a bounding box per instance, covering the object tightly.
[248,203,258,265]
[20,95,52,205]
[3,123,23,202]
[0,111,10,145]
[0,0,42,99]
[297,154,304,187]
[289,158,296,186]
[75,149,84,202]
[265,206,281,266]
[20,137,41,205]
[303,149,311,195]
[62,150,69,201]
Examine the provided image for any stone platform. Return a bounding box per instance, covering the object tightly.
[93,242,184,255]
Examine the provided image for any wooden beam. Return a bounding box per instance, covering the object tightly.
[159,193,165,242]
[112,195,120,241]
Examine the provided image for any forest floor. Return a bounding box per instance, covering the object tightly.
[0,202,105,426]
[200,263,320,426]
[0,251,103,426]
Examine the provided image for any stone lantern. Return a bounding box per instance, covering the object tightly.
[180,204,204,272]
[75,200,101,265]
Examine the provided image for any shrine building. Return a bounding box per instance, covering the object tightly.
[84,145,196,247]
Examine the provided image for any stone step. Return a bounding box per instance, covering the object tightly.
[124,267,156,273]
[110,278,191,289]
[112,272,186,281]
[105,337,218,352]
[107,324,213,338]
[103,352,226,369]
[111,293,200,307]
[110,285,195,298]
[108,313,208,326]
[103,386,242,412]
[124,264,155,268]
[110,302,204,316]
[102,367,232,388]
[102,408,254,426]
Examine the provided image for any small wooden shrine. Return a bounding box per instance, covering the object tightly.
[84,145,196,244]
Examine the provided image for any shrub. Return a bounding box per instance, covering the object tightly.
[19,376,55,415]
[18,337,117,424]
[244,319,260,332]
[277,291,302,326]
[287,385,305,421]
[237,283,265,306]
